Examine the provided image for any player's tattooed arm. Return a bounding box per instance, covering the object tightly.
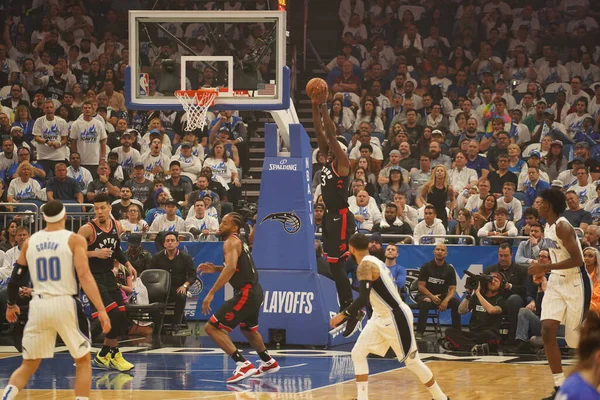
[341,261,379,318]
[356,260,379,281]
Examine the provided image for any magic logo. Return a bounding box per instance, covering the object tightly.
[260,211,301,234]
[80,124,98,143]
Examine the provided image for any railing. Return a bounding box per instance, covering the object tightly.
[120,231,195,243]
[315,232,414,244]
[418,235,477,245]
[479,235,530,246]
[302,0,309,71]
[38,202,94,232]
[0,202,39,233]
[290,44,297,99]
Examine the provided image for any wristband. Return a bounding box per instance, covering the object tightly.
[183,284,188,289]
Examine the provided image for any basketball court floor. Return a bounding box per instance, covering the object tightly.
[0,335,576,400]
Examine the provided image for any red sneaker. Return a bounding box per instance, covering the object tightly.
[253,359,280,378]
[227,361,258,383]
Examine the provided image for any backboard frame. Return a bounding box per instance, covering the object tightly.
[125,10,288,112]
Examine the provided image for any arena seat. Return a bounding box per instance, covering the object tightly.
[125,269,171,336]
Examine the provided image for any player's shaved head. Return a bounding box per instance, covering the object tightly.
[349,233,369,251]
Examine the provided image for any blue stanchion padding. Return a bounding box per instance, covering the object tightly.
[394,245,517,325]
[231,270,367,346]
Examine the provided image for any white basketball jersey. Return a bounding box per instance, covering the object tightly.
[544,217,584,274]
[362,255,405,317]
[26,229,77,296]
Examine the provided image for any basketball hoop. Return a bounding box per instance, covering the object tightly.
[175,88,220,132]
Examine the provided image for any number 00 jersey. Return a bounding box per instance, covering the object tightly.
[320,161,349,211]
[229,233,258,290]
[87,219,120,274]
[26,229,76,296]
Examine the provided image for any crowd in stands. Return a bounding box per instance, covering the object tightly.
[310,0,600,248]
[0,1,283,246]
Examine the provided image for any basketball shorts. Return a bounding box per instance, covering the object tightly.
[23,295,91,360]
[322,208,356,263]
[210,283,263,332]
[541,267,592,331]
[354,302,416,363]
[90,271,125,318]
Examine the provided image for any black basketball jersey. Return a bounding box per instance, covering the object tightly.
[229,233,258,290]
[320,161,349,211]
[87,218,120,274]
[46,76,67,101]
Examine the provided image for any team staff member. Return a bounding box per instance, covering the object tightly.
[198,213,280,383]
[149,232,197,327]
[311,83,360,338]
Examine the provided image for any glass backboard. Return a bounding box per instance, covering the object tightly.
[125,10,289,111]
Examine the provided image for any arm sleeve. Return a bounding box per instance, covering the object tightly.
[342,280,371,317]
[7,263,28,305]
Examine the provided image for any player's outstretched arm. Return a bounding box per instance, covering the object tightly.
[312,103,329,158]
[71,234,111,334]
[330,261,379,327]
[320,105,350,177]
[528,221,584,275]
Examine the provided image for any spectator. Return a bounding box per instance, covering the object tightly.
[428,140,452,169]
[413,205,446,245]
[86,162,121,202]
[113,130,142,175]
[122,233,151,276]
[7,162,43,210]
[331,60,361,99]
[0,221,18,252]
[417,165,454,228]
[563,190,593,230]
[66,152,93,195]
[465,139,490,180]
[145,188,180,225]
[523,166,551,207]
[171,142,202,182]
[449,151,478,207]
[497,182,522,222]
[478,207,518,242]
[46,162,84,206]
[466,179,491,214]
[111,185,143,220]
[69,100,107,178]
[484,243,528,341]
[120,203,149,233]
[506,144,526,175]
[379,167,411,204]
[0,226,29,283]
[164,161,193,206]
[185,199,219,241]
[473,194,497,230]
[349,190,382,232]
[315,240,333,280]
[98,79,126,116]
[515,223,545,266]
[208,110,249,178]
[125,163,155,205]
[583,183,600,226]
[367,233,385,261]
[203,140,242,206]
[573,142,600,181]
[570,166,597,206]
[451,208,478,245]
[383,244,406,292]
[415,243,460,339]
[149,198,186,233]
[314,203,324,234]
[488,154,518,196]
[392,192,418,231]
[582,225,600,252]
[149,232,196,327]
[371,202,413,241]
[32,100,69,175]
[350,126,385,161]
[141,135,171,180]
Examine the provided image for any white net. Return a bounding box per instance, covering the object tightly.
[175,89,219,132]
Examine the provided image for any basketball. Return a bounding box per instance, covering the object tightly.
[306,78,328,102]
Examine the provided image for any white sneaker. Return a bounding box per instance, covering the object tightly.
[253,359,280,378]
[227,361,258,383]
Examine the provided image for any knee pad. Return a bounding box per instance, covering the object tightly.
[405,351,433,384]
[565,327,580,349]
[351,345,369,375]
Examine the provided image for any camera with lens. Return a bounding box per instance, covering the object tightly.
[464,271,494,291]
[236,200,258,221]
[161,59,176,73]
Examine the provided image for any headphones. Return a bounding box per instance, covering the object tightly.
[490,271,508,291]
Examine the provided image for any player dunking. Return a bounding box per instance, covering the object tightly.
[1,200,111,400]
[528,188,592,399]
[198,212,279,383]
[330,233,449,400]
[78,193,138,372]
[310,86,361,337]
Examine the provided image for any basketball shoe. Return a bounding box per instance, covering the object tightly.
[110,351,135,372]
[227,360,258,383]
[92,353,112,370]
[253,359,280,378]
